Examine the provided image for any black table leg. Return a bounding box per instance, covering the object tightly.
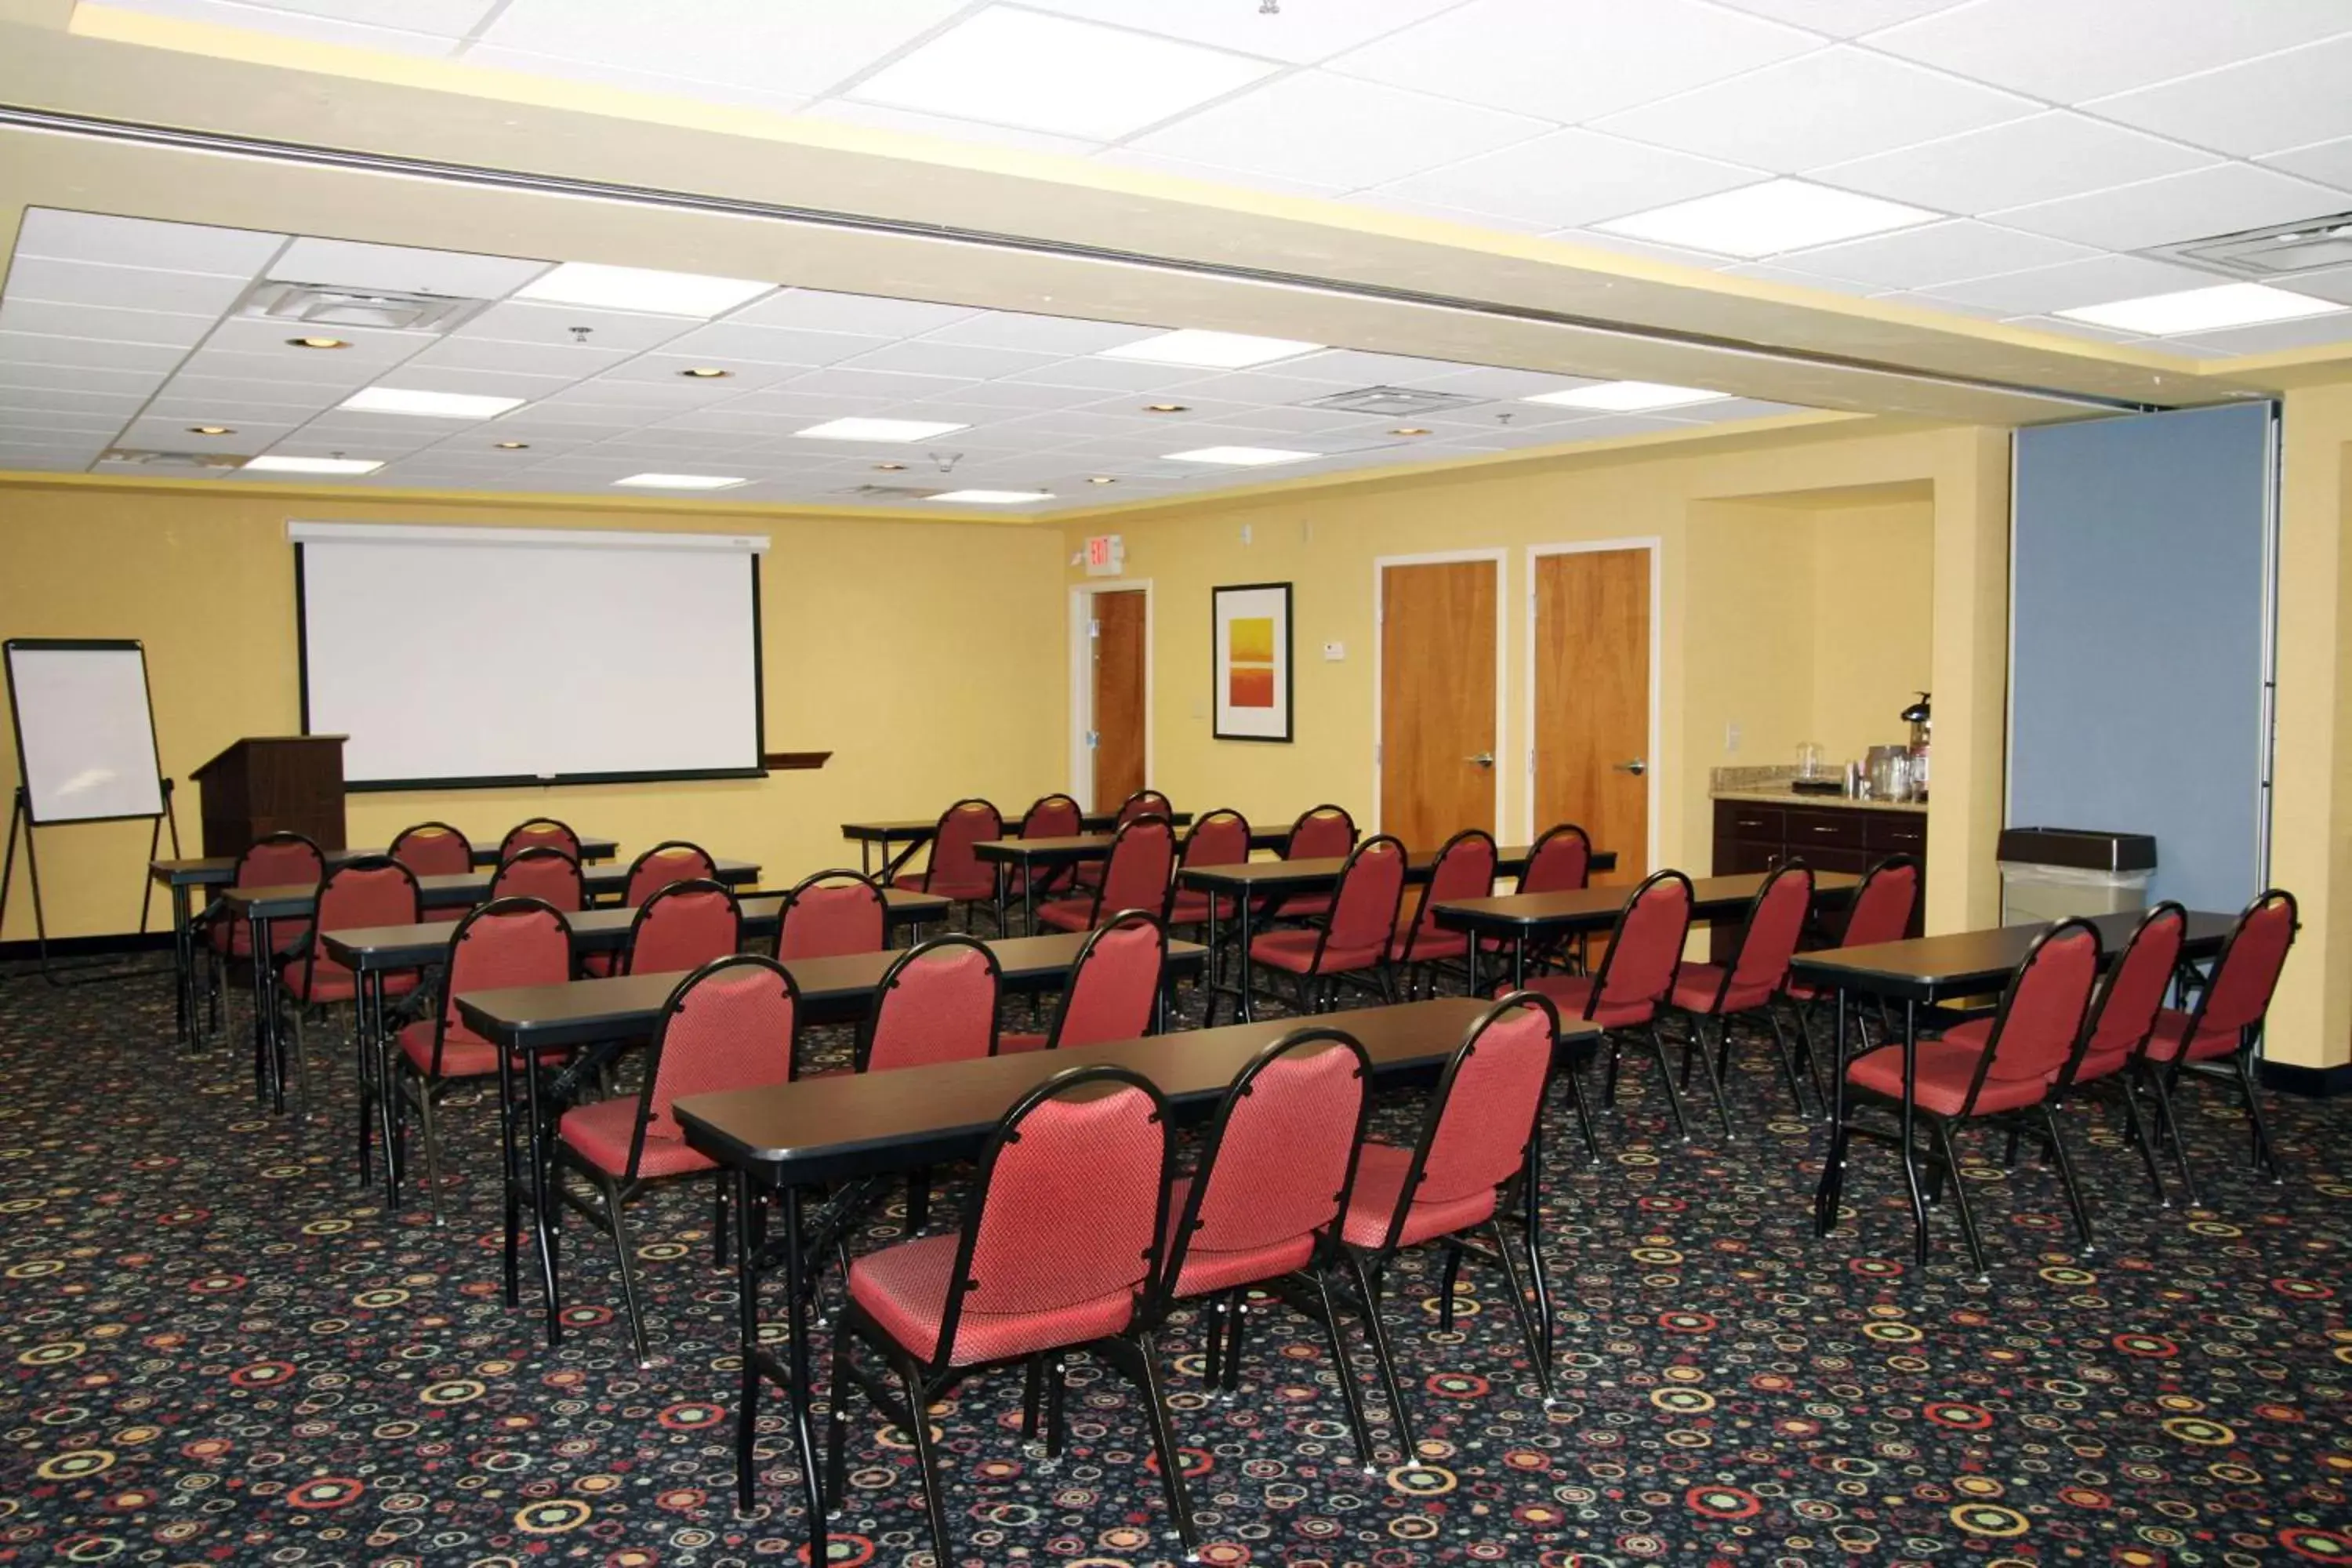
[1512,932,1528,993]
[1899,997,1929,1267]
[732,1167,763,1513]
[521,1054,564,1345]
[780,1186,826,1562]
[250,909,281,1112]
[1813,988,1849,1235]
[170,883,195,1047]
[1022,859,1039,938]
[1236,897,1258,1022]
[1200,891,1225,1027]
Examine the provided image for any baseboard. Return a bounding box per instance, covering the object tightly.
[2259,1058,2352,1098]
[0,931,174,963]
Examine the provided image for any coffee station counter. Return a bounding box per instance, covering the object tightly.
[1708,782,1928,815]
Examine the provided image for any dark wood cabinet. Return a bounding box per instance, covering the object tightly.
[1709,797,1926,959]
[192,735,347,858]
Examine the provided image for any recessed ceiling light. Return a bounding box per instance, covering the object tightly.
[1389,426,1432,437]
[1523,381,1730,412]
[1163,445,1317,466]
[339,387,528,419]
[847,6,1277,141]
[187,425,234,436]
[515,261,772,319]
[793,417,971,443]
[929,488,1054,505]
[677,366,732,379]
[1143,404,1191,414]
[2056,282,2347,336]
[612,473,748,491]
[286,336,349,350]
[1088,476,1118,485]
[243,455,383,474]
[1101,329,1323,370]
[1599,179,1938,258]
[494,441,531,450]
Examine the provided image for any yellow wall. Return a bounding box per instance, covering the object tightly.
[1809,502,1935,764]
[0,481,1067,940]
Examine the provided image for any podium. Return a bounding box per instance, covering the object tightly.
[192,735,348,858]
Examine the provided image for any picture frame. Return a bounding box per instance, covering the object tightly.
[1211,581,1294,743]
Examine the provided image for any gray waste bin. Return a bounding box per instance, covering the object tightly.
[1998,828,2157,925]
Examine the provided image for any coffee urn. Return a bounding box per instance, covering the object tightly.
[1900,692,1931,800]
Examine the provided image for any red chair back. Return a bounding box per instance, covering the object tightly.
[428,898,572,1069]
[1018,793,1083,839]
[932,1065,1170,1366]
[1839,855,1920,949]
[775,869,887,960]
[1585,869,1694,1025]
[389,822,472,878]
[298,855,421,993]
[501,818,580,860]
[1117,789,1174,827]
[919,799,1001,898]
[635,954,799,1150]
[2075,902,2187,1073]
[622,878,741,977]
[1367,996,1556,1251]
[2191,889,2297,1041]
[1519,822,1592,895]
[858,935,1002,1073]
[1976,919,2103,1091]
[1181,809,1251,869]
[620,840,717,907]
[1285,804,1356,862]
[1711,864,1813,1012]
[1047,913,1166,1049]
[1323,836,1408,957]
[492,847,584,913]
[1399,829,1497,956]
[1094,815,1176,922]
[238,831,325,890]
[1164,1027,1369,1297]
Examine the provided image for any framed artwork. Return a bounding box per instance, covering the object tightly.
[1212,582,1293,742]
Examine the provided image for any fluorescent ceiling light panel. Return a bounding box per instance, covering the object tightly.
[1599,179,1939,257]
[793,417,971,442]
[930,488,1054,504]
[1163,445,1317,466]
[242,455,384,474]
[847,6,1279,141]
[339,387,528,419]
[1098,328,1325,369]
[514,262,774,318]
[2055,282,2347,336]
[1523,380,1730,412]
[612,472,747,490]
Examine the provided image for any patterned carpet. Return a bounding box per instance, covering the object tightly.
[2,951,2348,1568]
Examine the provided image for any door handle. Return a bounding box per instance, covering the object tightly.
[1613,758,1647,776]
[1467,753,1495,768]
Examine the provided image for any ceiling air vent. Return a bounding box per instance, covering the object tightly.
[100,448,245,470]
[235,279,486,333]
[1299,385,1486,417]
[2143,210,2352,278]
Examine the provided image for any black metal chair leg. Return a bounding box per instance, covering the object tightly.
[1486,1216,1554,1403]
[1436,1243,1464,1332]
[894,1352,954,1568]
[2041,1105,2096,1255]
[1107,1333,1198,1554]
[2237,1054,2286,1184]
[2114,1076,2170,1206]
[1689,1018,1738,1140]
[1311,1267,1378,1472]
[1345,1249,1416,1462]
[1931,1118,1987,1276]
[1563,1064,1601,1163]
[2144,1065,2202,1208]
[1643,1024,1693,1140]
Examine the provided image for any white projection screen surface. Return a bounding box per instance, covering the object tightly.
[293,523,768,788]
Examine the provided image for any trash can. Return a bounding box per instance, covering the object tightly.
[1998,828,2158,925]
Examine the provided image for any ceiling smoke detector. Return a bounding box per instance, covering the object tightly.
[1301,385,1486,417]
[237,279,487,334]
[2145,209,2352,278]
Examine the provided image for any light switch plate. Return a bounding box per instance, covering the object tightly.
[1323,641,1345,661]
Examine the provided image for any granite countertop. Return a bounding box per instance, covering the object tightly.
[1711,783,1929,815]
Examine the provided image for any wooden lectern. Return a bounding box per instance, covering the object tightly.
[191,735,347,858]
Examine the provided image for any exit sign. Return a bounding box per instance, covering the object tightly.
[1084,534,1125,576]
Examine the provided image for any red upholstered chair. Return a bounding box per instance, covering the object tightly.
[1517,869,1693,1148]
[581,842,718,975]
[389,822,474,877]
[1336,995,1560,1456]
[1664,863,1817,1127]
[390,897,574,1221]
[1000,912,1167,1054]
[1163,808,1252,934]
[199,831,325,1036]
[605,879,741,979]
[774,869,887,960]
[1249,836,1406,1014]
[1118,788,1174,826]
[1836,918,2103,1272]
[1037,814,1174,933]
[1159,1026,1375,1465]
[1273,804,1358,921]
[1791,853,1921,1055]
[500,818,581,861]
[1389,828,1498,998]
[855,935,1002,1074]
[1491,822,1592,973]
[823,1065,1194,1565]
[1007,793,1085,902]
[2138,888,2298,1203]
[554,954,798,1366]
[491,847,585,913]
[2049,902,2185,1205]
[891,799,1002,931]
[275,855,423,1132]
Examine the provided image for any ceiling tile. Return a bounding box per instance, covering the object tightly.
[1366,128,1762,229]
[266,237,549,297]
[1417,364,1595,398]
[459,45,812,114]
[719,390,898,419]
[0,331,184,373]
[1329,0,1817,125]
[201,315,435,367]
[0,363,165,396]
[913,378,1115,411]
[97,0,463,56]
[1912,253,2220,315]
[1719,260,1885,296]
[15,209,285,276]
[1017,0,1470,64]
[774,366,977,402]
[2087,34,2352,158]
[1989,163,2347,251]
[2262,136,2352,193]
[836,340,1065,380]
[403,335,634,379]
[1548,227,1737,270]
[0,388,150,416]
[999,356,1217,394]
[1708,0,1969,35]
[1591,45,2035,172]
[1128,71,1552,193]
[2163,312,2352,356]
[6,409,138,435]
[800,100,1100,157]
[120,416,299,447]
[656,321,895,366]
[147,376,345,411]
[1866,0,2352,102]
[729,289,974,336]
[0,299,215,347]
[2271,265,2352,307]
[0,256,257,317]
[474,0,971,99]
[1341,191,1556,234]
[587,355,808,391]
[921,312,1153,355]
[454,299,699,353]
[174,348,385,388]
[1813,112,2218,216]
[237,0,495,31]
[1776,220,2099,289]
[1263,347,1482,385]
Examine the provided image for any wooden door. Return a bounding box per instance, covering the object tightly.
[1091,589,1146,808]
[1380,559,1497,850]
[1534,548,1651,884]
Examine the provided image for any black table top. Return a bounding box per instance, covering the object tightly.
[1788,909,2237,1003]
[453,932,1207,1051]
[151,837,621,886]
[1434,871,1858,936]
[1173,844,1615,893]
[974,833,1118,863]
[674,996,1599,1186]
[844,811,1194,843]
[220,858,762,918]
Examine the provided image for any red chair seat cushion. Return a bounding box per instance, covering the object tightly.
[1392,922,1468,964]
[558,1096,714,1179]
[1036,898,1097,932]
[892,870,994,902]
[1275,894,1333,920]
[397,1019,557,1080]
[1845,1022,2047,1117]
[1164,890,1234,927]
[280,961,419,1007]
[1784,978,1822,1003]
[2141,1007,2238,1064]
[2067,1044,2135,1083]
[848,1232,1138,1367]
[211,919,311,959]
[581,951,619,978]
[1250,928,1384,976]
[1515,973,1660,1029]
[999,1031,1049,1054]
[1339,1142,1497,1250]
[1162,1175,1317,1298]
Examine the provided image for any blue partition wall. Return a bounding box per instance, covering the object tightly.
[2009,401,2274,915]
